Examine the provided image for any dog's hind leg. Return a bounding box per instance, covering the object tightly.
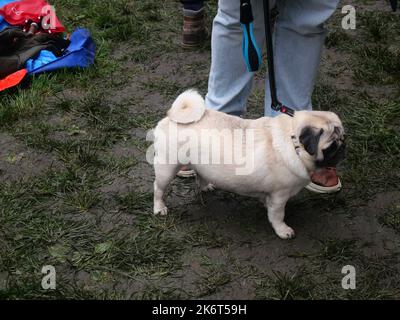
[154,164,179,215]
[265,192,295,240]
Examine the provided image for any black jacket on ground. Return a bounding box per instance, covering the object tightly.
[0,28,70,78]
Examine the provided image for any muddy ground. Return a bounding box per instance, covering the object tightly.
[0,0,399,299]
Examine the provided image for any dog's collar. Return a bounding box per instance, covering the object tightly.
[291,135,302,156]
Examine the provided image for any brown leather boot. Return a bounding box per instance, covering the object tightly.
[182,8,205,48]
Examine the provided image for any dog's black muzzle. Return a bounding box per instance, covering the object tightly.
[316,141,346,168]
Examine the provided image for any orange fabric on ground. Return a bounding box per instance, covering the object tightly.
[0,69,28,92]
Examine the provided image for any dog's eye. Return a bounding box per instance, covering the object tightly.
[334,126,342,135]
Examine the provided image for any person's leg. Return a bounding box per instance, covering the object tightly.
[181,0,204,11]
[264,0,340,117]
[181,1,206,48]
[205,0,266,116]
[264,0,342,193]
[180,0,266,177]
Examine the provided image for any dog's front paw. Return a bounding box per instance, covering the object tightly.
[154,206,168,216]
[274,224,295,240]
[201,183,216,192]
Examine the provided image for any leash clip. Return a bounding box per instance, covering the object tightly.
[272,102,295,117]
[240,0,253,24]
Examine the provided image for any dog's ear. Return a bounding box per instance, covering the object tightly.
[299,127,324,156]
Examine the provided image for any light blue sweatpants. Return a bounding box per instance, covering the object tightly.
[205,0,340,117]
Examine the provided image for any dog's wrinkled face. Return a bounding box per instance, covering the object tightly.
[298,112,346,168]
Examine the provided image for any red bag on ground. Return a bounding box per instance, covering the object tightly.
[0,0,65,34]
[0,69,27,92]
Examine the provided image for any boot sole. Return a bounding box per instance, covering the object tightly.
[305,179,342,194]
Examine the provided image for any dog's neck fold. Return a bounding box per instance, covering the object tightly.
[270,119,310,181]
[291,135,302,156]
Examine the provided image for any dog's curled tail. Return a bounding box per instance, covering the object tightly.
[167,89,206,124]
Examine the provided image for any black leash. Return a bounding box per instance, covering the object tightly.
[390,0,398,11]
[240,0,294,116]
[262,0,294,117]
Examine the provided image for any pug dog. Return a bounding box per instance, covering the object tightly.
[152,90,345,239]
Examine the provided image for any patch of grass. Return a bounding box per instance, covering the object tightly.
[185,223,228,248]
[324,9,400,87]
[312,84,343,111]
[12,121,54,150]
[115,189,153,214]
[141,78,183,100]
[315,238,357,263]
[129,112,161,131]
[53,0,174,45]
[51,140,97,166]
[344,256,400,299]
[194,265,232,297]
[274,246,400,299]
[79,91,111,117]
[64,187,101,213]
[332,93,400,198]
[379,204,400,233]
[35,167,89,195]
[0,271,126,299]
[71,216,184,276]
[358,11,399,43]
[0,165,185,297]
[100,155,138,174]
[325,29,353,49]
[75,143,101,167]
[0,79,50,127]
[255,269,314,300]
[352,44,400,84]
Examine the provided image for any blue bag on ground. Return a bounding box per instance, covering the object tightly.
[28,28,95,74]
[26,50,57,73]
